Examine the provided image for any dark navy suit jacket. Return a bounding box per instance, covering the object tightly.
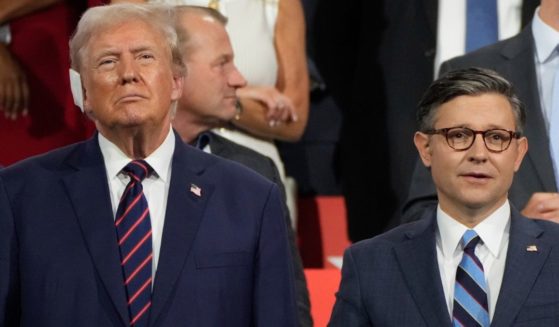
[0,132,297,326]
[329,207,559,326]
[203,131,312,327]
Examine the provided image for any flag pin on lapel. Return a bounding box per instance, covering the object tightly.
[526,245,538,252]
[190,183,202,197]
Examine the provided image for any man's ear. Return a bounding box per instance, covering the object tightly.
[414,131,432,168]
[79,78,96,120]
[69,69,85,113]
[513,136,528,172]
[82,88,96,120]
[170,74,184,102]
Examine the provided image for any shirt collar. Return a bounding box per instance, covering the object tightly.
[437,200,511,258]
[98,128,175,183]
[532,7,559,64]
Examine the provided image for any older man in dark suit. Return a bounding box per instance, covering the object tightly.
[0,4,297,326]
[329,68,559,326]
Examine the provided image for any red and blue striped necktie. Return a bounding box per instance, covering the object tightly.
[115,160,153,327]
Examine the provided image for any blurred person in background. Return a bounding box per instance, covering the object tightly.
[0,0,102,166]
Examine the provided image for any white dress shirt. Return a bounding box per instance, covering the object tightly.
[99,128,175,278]
[436,201,511,321]
[532,8,559,130]
[435,0,523,76]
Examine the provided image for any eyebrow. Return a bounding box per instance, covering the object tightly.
[451,124,513,130]
[93,45,158,60]
[213,53,233,63]
[129,45,157,54]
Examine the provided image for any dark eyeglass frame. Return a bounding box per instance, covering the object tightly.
[424,127,522,153]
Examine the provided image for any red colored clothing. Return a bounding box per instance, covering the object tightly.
[88,0,108,6]
[0,2,97,166]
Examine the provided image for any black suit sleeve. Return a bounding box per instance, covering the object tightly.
[0,176,20,325]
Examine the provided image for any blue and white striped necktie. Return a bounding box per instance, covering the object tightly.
[452,229,490,327]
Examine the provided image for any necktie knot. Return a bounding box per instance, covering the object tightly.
[461,229,480,252]
[123,160,153,182]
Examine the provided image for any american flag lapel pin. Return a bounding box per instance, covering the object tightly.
[190,183,202,197]
[526,245,538,252]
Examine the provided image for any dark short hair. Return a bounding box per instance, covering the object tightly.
[417,67,526,134]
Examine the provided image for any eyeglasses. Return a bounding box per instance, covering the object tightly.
[425,127,521,152]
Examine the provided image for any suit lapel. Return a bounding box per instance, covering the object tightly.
[499,27,557,191]
[62,136,129,326]
[491,211,550,327]
[149,137,214,325]
[394,211,451,327]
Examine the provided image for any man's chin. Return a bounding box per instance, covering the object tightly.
[221,107,237,122]
[99,116,157,131]
[460,195,507,213]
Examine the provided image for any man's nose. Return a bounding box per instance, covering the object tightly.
[119,57,139,84]
[467,133,488,162]
[229,66,247,88]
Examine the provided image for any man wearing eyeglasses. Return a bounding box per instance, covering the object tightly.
[329,67,559,326]
[404,0,559,225]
